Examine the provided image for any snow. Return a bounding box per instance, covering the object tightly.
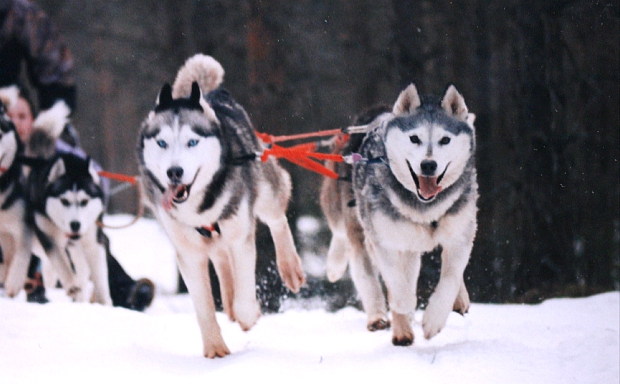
[1,215,619,383]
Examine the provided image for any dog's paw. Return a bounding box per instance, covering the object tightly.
[422,304,449,339]
[277,254,306,293]
[234,301,261,331]
[452,296,470,316]
[4,284,21,298]
[67,286,82,301]
[203,338,231,359]
[391,312,413,346]
[367,318,390,332]
[392,334,414,346]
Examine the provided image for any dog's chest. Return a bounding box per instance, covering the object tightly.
[369,210,438,252]
[162,187,234,229]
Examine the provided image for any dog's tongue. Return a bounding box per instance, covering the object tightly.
[418,176,443,200]
[162,184,188,211]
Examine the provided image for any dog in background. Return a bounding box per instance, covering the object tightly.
[0,91,32,298]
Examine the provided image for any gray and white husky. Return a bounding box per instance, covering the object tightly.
[321,84,477,346]
[138,54,305,358]
[0,95,32,298]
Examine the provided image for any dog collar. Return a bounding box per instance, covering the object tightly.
[196,222,221,238]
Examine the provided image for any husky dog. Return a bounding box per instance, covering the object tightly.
[138,54,305,358]
[24,104,112,305]
[0,95,33,297]
[321,84,477,345]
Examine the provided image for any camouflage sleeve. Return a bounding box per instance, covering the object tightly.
[11,0,76,110]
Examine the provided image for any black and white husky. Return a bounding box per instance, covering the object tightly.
[138,54,305,358]
[321,84,477,346]
[27,152,111,305]
[0,97,32,297]
[22,101,111,305]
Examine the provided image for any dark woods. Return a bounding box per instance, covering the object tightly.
[37,0,618,304]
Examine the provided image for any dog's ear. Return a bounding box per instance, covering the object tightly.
[441,84,469,122]
[156,83,173,110]
[189,81,210,113]
[189,82,202,105]
[47,158,66,184]
[87,158,101,185]
[393,83,421,116]
[466,113,476,129]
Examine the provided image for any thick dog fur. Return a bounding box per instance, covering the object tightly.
[321,84,477,345]
[138,54,305,358]
[0,98,33,297]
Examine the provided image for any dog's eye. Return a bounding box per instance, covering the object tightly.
[187,139,199,148]
[80,199,89,207]
[410,135,421,145]
[60,199,71,207]
[156,140,168,149]
[439,136,451,145]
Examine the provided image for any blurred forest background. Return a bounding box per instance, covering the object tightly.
[32,0,618,306]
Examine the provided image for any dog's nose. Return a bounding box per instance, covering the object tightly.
[420,160,437,176]
[167,166,184,182]
[70,221,81,233]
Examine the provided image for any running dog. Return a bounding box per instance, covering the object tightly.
[137,54,305,358]
[321,84,477,346]
[24,102,112,305]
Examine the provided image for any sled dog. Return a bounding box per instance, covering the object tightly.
[24,103,112,305]
[0,92,32,297]
[138,54,305,358]
[321,84,477,345]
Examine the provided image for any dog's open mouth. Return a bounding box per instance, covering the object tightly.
[67,233,81,240]
[406,160,449,202]
[162,184,191,210]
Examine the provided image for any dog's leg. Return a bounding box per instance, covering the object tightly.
[228,224,261,331]
[452,279,470,315]
[349,249,389,331]
[45,246,81,300]
[372,243,421,346]
[81,236,112,306]
[325,233,350,283]
[423,238,474,339]
[255,173,305,293]
[3,231,32,298]
[210,245,235,322]
[263,214,305,293]
[346,219,388,331]
[65,244,91,302]
[177,247,230,358]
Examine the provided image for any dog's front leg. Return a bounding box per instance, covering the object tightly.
[228,226,261,331]
[3,230,33,298]
[81,236,112,306]
[176,248,230,358]
[263,215,305,293]
[372,243,421,346]
[46,246,81,300]
[422,238,474,339]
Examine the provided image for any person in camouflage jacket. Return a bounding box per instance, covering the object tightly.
[0,0,75,111]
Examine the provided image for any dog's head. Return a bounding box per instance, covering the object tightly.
[139,81,223,210]
[384,84,476,202]
[0,99,22,174]
[45,154,104,239]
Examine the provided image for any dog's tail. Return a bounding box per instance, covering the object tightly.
[0,85,19,109]
[28,100,71,158]
[172,54,225,99]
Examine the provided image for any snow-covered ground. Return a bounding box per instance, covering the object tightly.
[1,216,618,383]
